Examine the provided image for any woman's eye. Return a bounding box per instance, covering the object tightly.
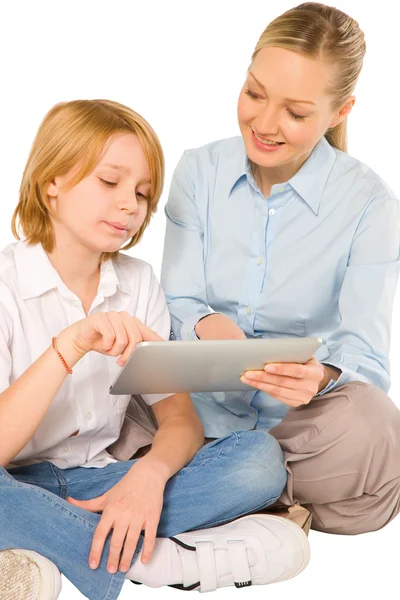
[287,109,306,121]
[99,178,118,187]
[244,89,261,100]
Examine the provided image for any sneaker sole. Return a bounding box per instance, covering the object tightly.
[0,549,62,600]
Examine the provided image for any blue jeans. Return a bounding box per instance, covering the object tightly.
[0,431,286,600]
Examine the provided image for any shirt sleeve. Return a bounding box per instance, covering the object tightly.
[141,267,174,406]
[0,300,12,395]
[318,194,400,395]
[145,267,171,341]
[160,151,216,341]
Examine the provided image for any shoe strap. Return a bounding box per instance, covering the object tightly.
[195,541,218,592]
[227,540,252,587]
[195,539,252,592]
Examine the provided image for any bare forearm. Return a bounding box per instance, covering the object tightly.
[0,333,83,466]
[139,414,204,481]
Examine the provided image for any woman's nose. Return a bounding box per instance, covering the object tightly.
[255,106,280,137]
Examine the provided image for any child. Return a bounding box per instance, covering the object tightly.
[0,99,309,600]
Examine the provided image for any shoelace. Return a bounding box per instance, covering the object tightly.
[195,539,252,592]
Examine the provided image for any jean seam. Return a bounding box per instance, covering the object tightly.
[3,475,100,530]
[198,432,240,468]
[63,467,135,487]
[48,462,69,500]
[102,535,144,600]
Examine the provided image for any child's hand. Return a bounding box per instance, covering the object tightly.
[67,458,166,573]
[57,312,163,367]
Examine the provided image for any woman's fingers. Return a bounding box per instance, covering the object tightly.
[242,370,317,395]
[241,376,312,404]
[242,370,299,391]
[264,358,324,381]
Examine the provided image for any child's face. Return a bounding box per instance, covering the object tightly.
[47,132,151,254]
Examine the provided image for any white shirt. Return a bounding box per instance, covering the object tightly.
[0,241,171,469]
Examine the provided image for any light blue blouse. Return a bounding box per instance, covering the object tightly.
[161,136,400,436]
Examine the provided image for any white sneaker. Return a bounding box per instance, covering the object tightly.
[0,549,62,600]
[169,514,310,592]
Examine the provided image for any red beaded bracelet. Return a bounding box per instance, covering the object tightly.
[52,337,73,375]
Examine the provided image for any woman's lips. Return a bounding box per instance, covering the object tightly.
[251,130,285,152]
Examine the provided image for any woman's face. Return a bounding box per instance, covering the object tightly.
[47,132,151,255]
[237,46,353,175]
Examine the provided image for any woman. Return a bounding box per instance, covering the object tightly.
[161,2,400,535]
[0,99,308,600]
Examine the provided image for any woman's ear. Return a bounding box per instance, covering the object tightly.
[330,96,356,128]
[47,180,58,198]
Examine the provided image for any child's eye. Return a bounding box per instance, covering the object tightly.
[99,178,118,187]
[136,192,149,201]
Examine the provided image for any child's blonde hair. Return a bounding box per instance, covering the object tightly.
[12,99,165,261]
[251,2,366,153]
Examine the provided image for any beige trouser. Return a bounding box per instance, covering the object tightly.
[111,382,400,536]
[267,382,400,535]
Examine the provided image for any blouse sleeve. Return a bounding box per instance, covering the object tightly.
[318,194,400,394]
[161,151,215,340]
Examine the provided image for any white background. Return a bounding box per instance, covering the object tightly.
[0,1,399,599]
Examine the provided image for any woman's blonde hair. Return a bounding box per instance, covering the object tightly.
[251,2,366,153]
[12,99,165,261]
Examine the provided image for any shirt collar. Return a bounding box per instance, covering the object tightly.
[229,135,337,214]
[15,241,130,300]
[288,136,336,214]
[228,142,249,194]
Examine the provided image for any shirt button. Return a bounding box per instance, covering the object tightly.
[63,444,69,452]
[278,186,285,193]
[269,208,275,216]
[246,306,251,315]
[256,257,263,265]
[86,412,92,420]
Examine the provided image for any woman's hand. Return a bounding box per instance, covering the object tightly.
[67,459,167,574]
[195,313,246,340]
[57,312,162,367]
[240,358,333,407]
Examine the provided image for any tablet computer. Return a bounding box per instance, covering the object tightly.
[109,337,322,395]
